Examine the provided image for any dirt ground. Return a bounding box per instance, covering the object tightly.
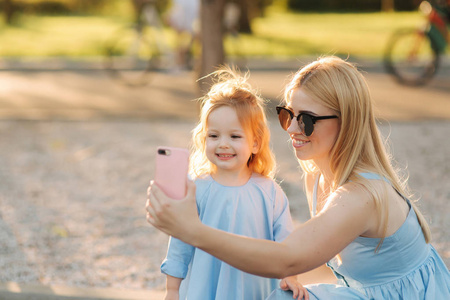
[0,119,448,292]
[0,59,449,293]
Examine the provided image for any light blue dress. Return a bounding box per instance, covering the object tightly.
[267,173,450,300]
[161,173,294,300]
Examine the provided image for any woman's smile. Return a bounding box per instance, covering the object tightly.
[291,136,310,148]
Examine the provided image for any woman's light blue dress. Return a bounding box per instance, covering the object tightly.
[267,173,450,299]
[161,173,294,300]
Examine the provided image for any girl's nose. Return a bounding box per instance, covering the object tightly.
[218,137,229,148]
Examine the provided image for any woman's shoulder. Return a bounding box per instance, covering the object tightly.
[346,171,393,195]
[333,178,382,212]
[304,172,319,194]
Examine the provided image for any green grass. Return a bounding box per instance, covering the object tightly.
[0,8,423,59]
[242,8,423,58]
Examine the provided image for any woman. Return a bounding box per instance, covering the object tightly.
[146,56,450,299]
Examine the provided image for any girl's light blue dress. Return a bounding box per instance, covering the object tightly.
[267,173,450,300]
[161,173,294,300]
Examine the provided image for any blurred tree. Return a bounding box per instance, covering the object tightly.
[3,0,15,24]
[198,0,226,92]
[382,0,394,11]
[233,0,272,33]
[131,0,148,22]
[130,0,169,23]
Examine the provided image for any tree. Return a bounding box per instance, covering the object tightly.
[381,0,394,11]
[198,0,226,92]
[235,0,272,33]
[4,0,15,25]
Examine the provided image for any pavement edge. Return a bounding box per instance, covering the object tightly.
[0,282,164,300]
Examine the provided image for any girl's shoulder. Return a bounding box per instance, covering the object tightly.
[193,174,213,185]
[193,174,214,197]
[250,173,281,188]
[249,174,287,198]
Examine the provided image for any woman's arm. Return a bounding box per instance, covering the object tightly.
[296,264,337,285]
[147,180,376,278]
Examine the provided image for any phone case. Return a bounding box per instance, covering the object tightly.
[154,146,189,200]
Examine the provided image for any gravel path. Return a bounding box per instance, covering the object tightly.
[0,119,448,292]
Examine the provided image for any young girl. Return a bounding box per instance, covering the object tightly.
[159,69,307,300]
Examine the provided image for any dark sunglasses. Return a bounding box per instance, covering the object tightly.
[276,106,338,136]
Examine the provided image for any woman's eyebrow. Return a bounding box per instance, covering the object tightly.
[299,110,317,115]
[287,105,317,115]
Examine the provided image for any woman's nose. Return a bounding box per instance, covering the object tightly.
[287,119,302,135]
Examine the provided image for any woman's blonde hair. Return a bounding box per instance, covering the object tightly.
[190,67,276,179]
[284,56,431,247]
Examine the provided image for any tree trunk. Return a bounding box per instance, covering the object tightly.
[381,0,394,12]
[131,0,146,22]
[4,0,15,25]
[238,0,252,33]
[198,0,226,92]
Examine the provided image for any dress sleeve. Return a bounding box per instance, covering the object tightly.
[272,183,294,242]
[160,236,195,279]
[160,179,204,278]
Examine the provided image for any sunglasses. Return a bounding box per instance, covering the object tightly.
[276,106,338,136]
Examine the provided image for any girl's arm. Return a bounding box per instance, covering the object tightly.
[280,275,310,300]
[165,275,181,300]
[147,180,376,278]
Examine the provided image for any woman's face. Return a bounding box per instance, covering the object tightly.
[287,88,340,165]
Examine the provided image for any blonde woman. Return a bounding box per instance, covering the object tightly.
[148,57,450,299]
[160,69,306,300]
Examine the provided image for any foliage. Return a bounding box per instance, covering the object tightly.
[287,0,419,12]
[0,9,424,58]
[1,0,129,15]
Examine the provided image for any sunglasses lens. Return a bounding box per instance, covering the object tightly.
[278,108,291,131]
[300,114,314,136]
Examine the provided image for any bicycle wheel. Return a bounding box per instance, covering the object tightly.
[384,28,440,86]
[104,27,160,87]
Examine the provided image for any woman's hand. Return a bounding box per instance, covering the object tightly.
[280,276,309,300]
[146,180,200,242]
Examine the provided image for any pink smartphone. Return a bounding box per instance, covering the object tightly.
[154,146,189,200]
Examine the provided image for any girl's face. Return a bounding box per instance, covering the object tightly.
[205,106,257,176]
[287,88,340,166]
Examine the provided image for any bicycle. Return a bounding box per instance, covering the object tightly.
[384,0,449,86]
[103,1,245,87]
[103,0,185,87]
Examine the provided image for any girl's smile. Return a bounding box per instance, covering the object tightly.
[216,153,236,160]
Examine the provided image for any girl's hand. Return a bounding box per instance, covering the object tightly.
[280,276,309,300]
[146,180,200,241]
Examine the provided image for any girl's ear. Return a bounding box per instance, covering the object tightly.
[252,139,259,154]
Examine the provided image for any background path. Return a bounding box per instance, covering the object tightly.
[0,57,449,121]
